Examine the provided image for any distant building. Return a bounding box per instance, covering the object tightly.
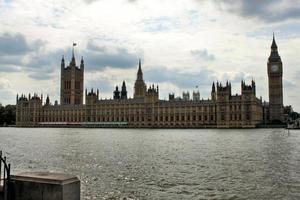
[193,91,200,101]
[182,92,190,101]
[16,36,285,128]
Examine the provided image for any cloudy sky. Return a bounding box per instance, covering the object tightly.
[0,0,300,110]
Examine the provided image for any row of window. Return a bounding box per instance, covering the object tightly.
[220,114,251,121]
[37,114,216,123]
[20,114,252,123]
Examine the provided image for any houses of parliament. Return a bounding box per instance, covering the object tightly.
[16,35,284,128]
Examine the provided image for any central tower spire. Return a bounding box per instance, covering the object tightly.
[134,59,147,99]
[137,58,143,80]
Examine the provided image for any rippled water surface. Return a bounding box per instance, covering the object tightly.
[0,128,300,199]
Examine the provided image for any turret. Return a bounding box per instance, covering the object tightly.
[114,86,120,100]
[216,81,232,101]
[45,95,50,105]
[193,91,200,101]
[80,57,84,69]
[85,88,98,105]
[182,91,190,101]
[241,80,256,96]
[252,79,256,93]
[211,82,216,101]
[61,56,65,69]
[121,81,127,99]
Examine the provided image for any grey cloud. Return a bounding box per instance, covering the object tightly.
[144,66,217,89]
[205,0,300,22]
[0,55,23,68]
[83,41,140,71]
[0,33,44,56]
[0,32,53,80]
[0,89,15,102]
[191,49,215,61]
[28,72,53,80]
[0,66,20,73]
[22,49,67,80]
[26,50,64,70]
[0,33,140,80]
[86,79,114,94]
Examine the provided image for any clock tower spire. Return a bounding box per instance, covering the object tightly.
[267,33,284,123]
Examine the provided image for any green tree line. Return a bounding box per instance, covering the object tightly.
[0,104,16,126]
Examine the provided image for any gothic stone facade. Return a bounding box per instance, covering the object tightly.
[16,36,284,128]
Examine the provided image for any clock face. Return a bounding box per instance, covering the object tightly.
[271,64,279,72]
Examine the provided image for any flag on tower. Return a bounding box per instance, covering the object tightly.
[73,42,77,46]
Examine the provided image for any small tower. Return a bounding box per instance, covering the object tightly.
[45,95,50,106]
[80,57,84,69]
[121,81,127,99]
[85,88,98,105]
[241,80,256,98]
[182,91,190,101]
[61,56,65,70]
[134,59,147,99]
[114,86,120,100]
[211,82,216,101]
[193,91,200,101]
[216,81,232,101]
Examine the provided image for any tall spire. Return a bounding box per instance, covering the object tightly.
[134,58,147,99]
[121,81,127,99]
[269,33,281,62]
[138,58,142,72]
[80,56,84,69]
[137,58,143,80]
[61,55,65,69]
[212,82,215,93]
[271,32,278,50]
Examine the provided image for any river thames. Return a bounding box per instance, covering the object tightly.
[0,128,299,199]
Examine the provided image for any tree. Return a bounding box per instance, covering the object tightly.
[290,112,300,121]
[0,104,16,126]
[4,105,16,125]
[0,104,4,125]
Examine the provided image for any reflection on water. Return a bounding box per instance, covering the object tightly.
[0,128,300,199]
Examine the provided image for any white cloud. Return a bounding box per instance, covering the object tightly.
[0,0,299,111]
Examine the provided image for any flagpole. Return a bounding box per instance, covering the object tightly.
[72,42,77,58]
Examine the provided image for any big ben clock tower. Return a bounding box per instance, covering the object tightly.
[267,34,284,123]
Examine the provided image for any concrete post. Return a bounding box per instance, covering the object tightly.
[11,172,80,200]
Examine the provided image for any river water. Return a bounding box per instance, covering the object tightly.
[0,128,299,199]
